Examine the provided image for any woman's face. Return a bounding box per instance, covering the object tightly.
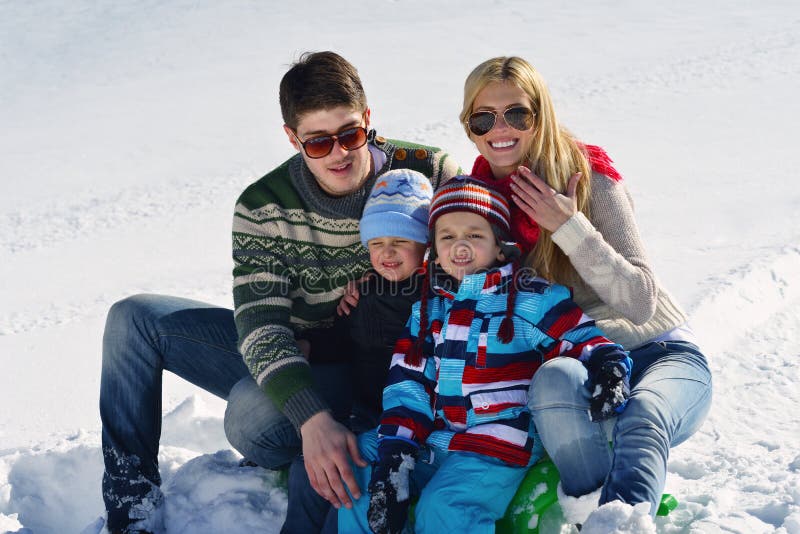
[469,81,535,179]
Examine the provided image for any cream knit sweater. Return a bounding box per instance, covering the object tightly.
[551,172,687,350]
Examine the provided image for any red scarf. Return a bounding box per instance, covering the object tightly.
[469,144,622,254]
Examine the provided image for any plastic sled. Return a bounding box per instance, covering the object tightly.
[495,459,678,533]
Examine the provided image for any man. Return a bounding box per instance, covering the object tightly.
[100,51,459,533]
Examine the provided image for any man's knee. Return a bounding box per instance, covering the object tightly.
[224,378,265,445]
[106,294,161,327]
[225,378,298,468]
[103,294,163,349]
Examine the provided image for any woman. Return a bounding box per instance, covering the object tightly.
[460,56,712,524]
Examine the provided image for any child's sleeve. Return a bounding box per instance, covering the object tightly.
[376,302,438,450]
[535,285,625,361]
[536,285,633,420]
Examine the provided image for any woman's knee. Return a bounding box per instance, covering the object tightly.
[529,357,588,407]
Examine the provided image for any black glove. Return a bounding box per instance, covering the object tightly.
[584,347,632,422]
[367,440,417,534]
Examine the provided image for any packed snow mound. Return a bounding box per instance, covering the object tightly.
[581,501,655,534]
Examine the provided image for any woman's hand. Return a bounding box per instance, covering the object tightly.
[510,166,582,233]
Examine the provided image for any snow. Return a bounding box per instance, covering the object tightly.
[581,502,656,534]
[558,483,602,526]
[1,0,799,532]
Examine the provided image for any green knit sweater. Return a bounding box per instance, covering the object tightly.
[232,136,460,430]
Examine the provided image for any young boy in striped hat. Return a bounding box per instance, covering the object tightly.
[338,176,633,533]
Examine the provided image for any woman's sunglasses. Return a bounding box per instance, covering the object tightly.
[466,106,535,137]
[293,125,369,159]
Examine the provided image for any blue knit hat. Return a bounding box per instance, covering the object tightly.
[360,169,433,246]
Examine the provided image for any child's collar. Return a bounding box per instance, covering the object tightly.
[432,262,515,299]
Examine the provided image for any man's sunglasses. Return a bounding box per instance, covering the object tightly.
[466,106,535,136]
[292,125,369,159]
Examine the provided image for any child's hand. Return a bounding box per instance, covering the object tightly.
[589,360,631,421]
[336,274,373,316]
[367,440,417,534]
[296,339,311,360]
[583,347,632,422]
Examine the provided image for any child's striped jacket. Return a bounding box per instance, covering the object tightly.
[377,262,628,467]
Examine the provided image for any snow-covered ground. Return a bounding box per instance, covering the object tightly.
[1,1,799,532]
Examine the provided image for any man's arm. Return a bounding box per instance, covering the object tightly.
[232,180,366,508]
[232,198,326,426]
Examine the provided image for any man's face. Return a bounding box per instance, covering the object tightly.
[284,106,373,197]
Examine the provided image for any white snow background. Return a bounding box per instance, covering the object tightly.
[1,1,799,532]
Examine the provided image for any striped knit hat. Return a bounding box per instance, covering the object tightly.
[429,175,510,236]
[428,175,520,262]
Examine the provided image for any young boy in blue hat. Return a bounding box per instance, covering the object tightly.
[296,167,434,424]
[289,169,435,531]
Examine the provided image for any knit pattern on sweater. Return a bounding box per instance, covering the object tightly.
[377,263,627,467]
[232,138,460,429]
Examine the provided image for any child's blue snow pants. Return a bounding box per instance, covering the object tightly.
[337,430,531,533]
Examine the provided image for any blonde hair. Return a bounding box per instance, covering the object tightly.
[461,56,592,285]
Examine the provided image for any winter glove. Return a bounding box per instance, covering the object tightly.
[367,439,417,534]
[584,347,633,422]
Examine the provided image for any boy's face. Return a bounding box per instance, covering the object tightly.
[434,211,504,281]
[367,237,426,282]
[284,106,373,197]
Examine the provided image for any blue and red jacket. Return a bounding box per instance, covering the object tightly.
[377,263,628,467]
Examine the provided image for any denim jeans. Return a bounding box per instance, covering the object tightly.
[100,294,248,532]
[528,341,712,516]
[224,364,366,534]
[100,294,356,533]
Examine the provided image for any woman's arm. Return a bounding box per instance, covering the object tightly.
[551,173,658,324]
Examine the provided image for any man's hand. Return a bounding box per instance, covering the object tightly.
[300,411,368,509]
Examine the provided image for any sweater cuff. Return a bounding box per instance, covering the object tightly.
[282,387,330,433]
[552,212,594,256]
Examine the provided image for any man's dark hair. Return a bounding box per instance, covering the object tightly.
[279,51,368,130]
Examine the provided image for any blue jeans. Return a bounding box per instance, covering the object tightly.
[100,294,356,533]
[528,341,712,516]
[337,431,528,533]
[225,363,367,534]
[100,294,248,532]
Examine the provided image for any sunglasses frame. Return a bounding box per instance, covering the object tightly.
[292,115,369,159]
[466,105,535,137]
